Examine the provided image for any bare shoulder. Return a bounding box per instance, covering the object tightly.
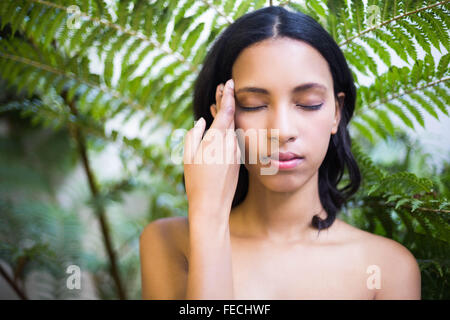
[139,216,189,299]
[140,216,189,257]
[335,218,421,299]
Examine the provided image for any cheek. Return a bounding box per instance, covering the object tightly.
[306,112,334,135]
[235,109,334,164]
[302,112,334,162]
[235,113,259,130]
[235,114,268,163]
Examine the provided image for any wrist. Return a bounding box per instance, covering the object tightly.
[188,202,231,218]
[188,208,230,233]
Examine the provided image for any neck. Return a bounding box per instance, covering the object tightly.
[230,171,328,244]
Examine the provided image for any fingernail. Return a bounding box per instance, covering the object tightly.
[228,79,234,89]
[195,117,204,127]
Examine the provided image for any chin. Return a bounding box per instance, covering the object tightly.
[262,175,306,193]
[247,165,308,193]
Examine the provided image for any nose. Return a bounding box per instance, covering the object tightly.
[267,103,299,145]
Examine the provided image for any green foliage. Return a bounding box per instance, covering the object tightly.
[0,0,449,299]
[348,139,450,299]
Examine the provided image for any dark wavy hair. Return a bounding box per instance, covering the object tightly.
[189,6,361,234]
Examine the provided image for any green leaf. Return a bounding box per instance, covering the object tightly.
[361,112,387,140]
[182,22,204,58]
[422,11,449,52]
[233,1,253,20]
[424,88,448,116]
[170,17,192,52]
[374,108,395,136]
[410,12,441,53]
[104,34,129,87]
[350,0,364,33]
[385,102,415,129]
[395,198,410,210]
[33,8,55,42]
[362,36,391,67]
[223,0,236,15]
[351,120,375,143]
[398,98,424,128]
[43,10,66,49]
[11,1,32,37]
[410,93,439,120]
[437,53,450,79]
[1,0,18,30]
[397,19,431,56]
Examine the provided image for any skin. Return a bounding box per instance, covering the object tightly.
[225,37,342,244]
[140,37,421,299]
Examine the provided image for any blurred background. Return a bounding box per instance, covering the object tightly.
[0,0,449,299]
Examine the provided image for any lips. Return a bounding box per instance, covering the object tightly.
[269,153,304,170]
[270,152,303,161]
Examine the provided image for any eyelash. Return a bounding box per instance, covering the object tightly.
[237,103,323,111]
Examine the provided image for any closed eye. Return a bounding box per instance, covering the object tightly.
[238,103,323,111]
[299,103,323,110]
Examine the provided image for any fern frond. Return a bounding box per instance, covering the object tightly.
[354,59,450,135]
[338,1,449,47]
[351,119,376,143]
[0,50,154,121]
[410,92,439,120]
[398,97,425,128]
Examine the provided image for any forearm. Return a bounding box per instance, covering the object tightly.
[185,213,234,300]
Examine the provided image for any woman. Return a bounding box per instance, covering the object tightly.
[140,6,421,300]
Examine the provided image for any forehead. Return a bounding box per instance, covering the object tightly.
[231,38,333,92]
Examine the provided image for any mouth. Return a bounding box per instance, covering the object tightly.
[262,152,305,170]
[270,151,304,161]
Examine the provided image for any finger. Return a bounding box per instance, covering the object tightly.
[214,82,233,130]
[183,117,205,164]
[228,110,235,130]
[215,83,224,112]
[210,104,217,119]
[220,80,235,131]
[224,128,238,164]
[209,79,235,132]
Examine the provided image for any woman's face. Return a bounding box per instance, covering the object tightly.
[231,37,344,192]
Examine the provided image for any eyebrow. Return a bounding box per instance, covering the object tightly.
[235,82,327,95]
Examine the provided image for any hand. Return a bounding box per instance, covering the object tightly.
[183,79,241,223]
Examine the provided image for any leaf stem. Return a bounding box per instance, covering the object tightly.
[0,264,28,300]
[61,90,127,300]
